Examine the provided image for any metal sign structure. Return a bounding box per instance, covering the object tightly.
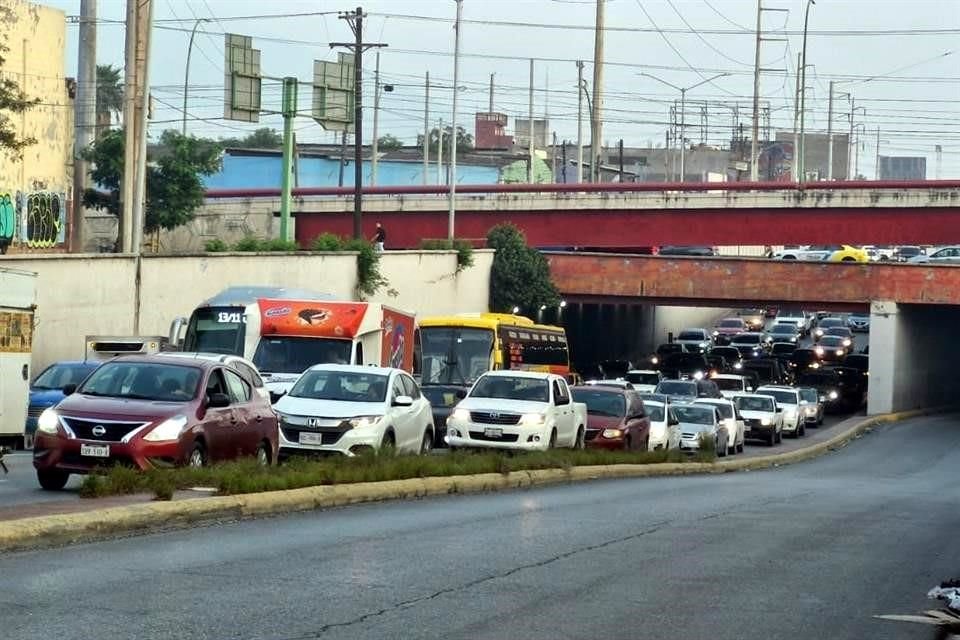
[312,52,355,133]
[223,33,262,123]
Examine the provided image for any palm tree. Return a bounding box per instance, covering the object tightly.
[95,64,123,138]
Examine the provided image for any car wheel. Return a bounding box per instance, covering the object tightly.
[717,437,726,457]
[736,440,744,454]
[548,429,557,449]
[419,428,434,455]
[841,256,856,262]
[37,469,69,491]
[188,442,207,468]
[818,414,824,426]
[574,427,586,450]
[255,442,271,466]
[379,431,396,454]
[776,429,783,444]
[767,431,776,447]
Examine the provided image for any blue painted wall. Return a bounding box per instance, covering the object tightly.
[203,154,500,189]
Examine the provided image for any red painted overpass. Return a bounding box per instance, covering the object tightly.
[546,252,960,308]
[205,180,960,248]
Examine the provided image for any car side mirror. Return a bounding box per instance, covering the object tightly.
[269,391,286,404]
[62,383,77,396]
[207,392,231,408]
[393,395,414,407]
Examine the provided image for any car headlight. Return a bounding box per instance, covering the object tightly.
[712,331,719,336]
[819,395,826,402]
[349,415,384,429]
[791,336,798,342]
[733,362,743,370]
[450,408,470,422]
[761,417,772,426]
[815,347,825,355]
[693,371,704,380]
[836,349,845,356]
[815,328,823,336]
[519,413,546,426]
[602,428,624,439]
[651,356,659,365]
[143,415,189,442]
[829,391,839,400]
[805,406,817,415]
[842,339,852,347]
[784,408,797,418]
[37,408,60,434]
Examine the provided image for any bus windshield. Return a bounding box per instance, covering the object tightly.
[419,327,494,386]
[183,306,247,355]
[253,336,352,374]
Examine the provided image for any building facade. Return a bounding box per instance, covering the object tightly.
[0,0,73,254]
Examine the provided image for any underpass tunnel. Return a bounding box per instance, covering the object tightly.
[868,302,960,414]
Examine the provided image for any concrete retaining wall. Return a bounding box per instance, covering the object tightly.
[0,250,493,372]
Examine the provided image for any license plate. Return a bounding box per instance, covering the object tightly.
[299,432,324,445]
[80,443,110,458]
[483,428,503,438]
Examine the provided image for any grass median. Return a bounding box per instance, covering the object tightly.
[78,445,716,501]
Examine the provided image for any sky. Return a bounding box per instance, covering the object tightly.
[42,0,960,177]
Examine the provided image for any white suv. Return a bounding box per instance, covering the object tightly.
[274,364,435,458]
[755,385,806,437]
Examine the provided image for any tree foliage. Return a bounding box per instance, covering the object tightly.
[417,125,474,154]
[95,64,123,137]
[377,133,403,151]
[219,127,283,150]
[486,223,559,313]
[82,129,222,233]
[0,43,40,158]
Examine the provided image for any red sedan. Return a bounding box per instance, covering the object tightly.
[571,385,651,451]
[32,355,278,490]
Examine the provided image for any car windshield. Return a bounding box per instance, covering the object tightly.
[718,319,742,328]
[711,347,740,360]
[78,362,201,402]
[761,389,798,404]
[799,388,819,402]
[845,356,869,370]
[698,402,733,418]
[470,375,549,402]
[739,309,760,316]
[253,337,352,375]
[713,377,744,391]
[770,325,795,334]
[792,351,817,364]
[626,372,660,385]
[825,327,852,336]
[819,318,844,328]
[418,327,495,386]
[289,370,389,402]
[571,389,626,417]
[732,334,761,344]
[644,403,665,422]
[849,313,869,320]
[655,381,696,396]
[33,362,98,390]
[736,396,775,412]
[677,331,705,341]
[799,373,838,386]
[772,343,796,354]
[673,405,715,425]
[820,337,846,347]
[641,393,668,405]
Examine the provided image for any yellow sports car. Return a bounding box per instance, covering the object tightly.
[826,245,870,263]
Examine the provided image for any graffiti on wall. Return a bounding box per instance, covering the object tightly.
[21,191,66,248]
[0,192,14,253]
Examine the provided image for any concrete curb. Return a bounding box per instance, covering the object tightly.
[0,407,946,553]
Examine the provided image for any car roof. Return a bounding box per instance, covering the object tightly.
[736,393,777,402]
[693,398,731,405]
[756,384,796,391]
[46,360,99,367]
[478,370,555,380]
[711,374,746,380]
[581,380,633,390]
[306,363,399,375]
[627,369,660,375]
[155,351,248,364]
[107,354,212,368]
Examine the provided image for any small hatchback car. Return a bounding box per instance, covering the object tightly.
[32,356,279,490]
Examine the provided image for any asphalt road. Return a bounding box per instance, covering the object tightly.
[2,413,957,640]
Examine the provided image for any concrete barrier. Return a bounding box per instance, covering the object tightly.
[0,407,945,554]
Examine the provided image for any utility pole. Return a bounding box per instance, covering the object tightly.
[423,71,429,185]
[749,1,786,182]
[331,7,387,239]
[130,0,152,333]
[798,0,815,183]
[120,0,138,252]
[488,72,494,112]
[590,0,605,182]
[617,138,624,182]
[371,50,381,186]
[553,132,559,182]
[935,144,943,179]
[338,131,347,186]
[437,118,444,185]
[874,127,881,179]
[528,58,534,183]
[679,88,686,182]
[847,99,855,179]
[576,61,584,183]
[278,77,297,243]
[792,52,801,182]
[826,80,834,180]
[72,0,96,252]
[448,0,462,239]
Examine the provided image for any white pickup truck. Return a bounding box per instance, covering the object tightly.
[445,371,588,451]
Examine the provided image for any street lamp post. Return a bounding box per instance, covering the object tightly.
[640,72,728,182]
[798,0,815,182]
[182,18,210,136]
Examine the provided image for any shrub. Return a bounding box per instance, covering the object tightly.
[311,232,344,251]
[344,238,388,299]
[204,238,229,252]
[419,238,475,273]
[232,234,262,252]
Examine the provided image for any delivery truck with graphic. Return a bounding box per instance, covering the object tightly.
[0,267,36,449]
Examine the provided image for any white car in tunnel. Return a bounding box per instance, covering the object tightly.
[755,385,806,438]
[674,404,729,456]
[733,393,783,446]
[694,398,746,455]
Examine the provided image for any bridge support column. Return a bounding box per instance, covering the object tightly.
[867,301,899,415]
